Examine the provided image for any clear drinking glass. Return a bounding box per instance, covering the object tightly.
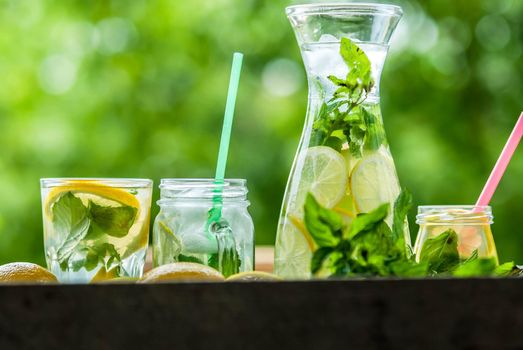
[275,3,406,279]
[414,206,498,263]
[152,179,254,277]
[41,178,153,283]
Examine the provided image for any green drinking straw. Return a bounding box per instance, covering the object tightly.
[209,52,244,224]
[215,52,243,182]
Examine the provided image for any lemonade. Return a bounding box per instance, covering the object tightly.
[275,4,405,279]
[41,178,153,283]
[414,206,498,263]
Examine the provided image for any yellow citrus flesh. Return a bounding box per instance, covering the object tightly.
[332,193,357,218]
[274,217,313,279]
[90,266,120,283]
[226,271,282,282]
[120,211,150,259]
[293,146,348,216]
[350,151,400,213]
[0,262,58,284]
[44,180,140,217]
[139,263,225,283]
[288,214,317,251]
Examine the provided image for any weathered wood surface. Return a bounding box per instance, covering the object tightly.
[0,279,522,349]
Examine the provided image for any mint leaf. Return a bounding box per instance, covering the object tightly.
[392,189,412,242]
[494,261,514,276]
[89,201,137,238]
[327,75,348,86]
[350,221,395,275]
[327,250,351,277]
[390,260,428,277]
[304,193,343,247]
[346,123,366,158]
[452,258,497,277]
[340,37,374,94]
[462,249,479,264]
[53,192,91,263]
[419,229,460,274]
[346,203,389,239]
[494,262,523,277]
[362,107,385,151]
[95,243,121,270]
[311,247,335,274]
[323,136,344,152]
[69,242,121,272]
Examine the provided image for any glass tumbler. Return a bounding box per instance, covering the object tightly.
[41,178,153,283]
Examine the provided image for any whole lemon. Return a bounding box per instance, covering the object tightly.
[140,262,225,283]
[0,262,58,284]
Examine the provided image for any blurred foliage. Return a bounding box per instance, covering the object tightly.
[0,0,522,265]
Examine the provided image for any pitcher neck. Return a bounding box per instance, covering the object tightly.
[287,3,402,106]
[286,3,403,46]
[302,41,387,104]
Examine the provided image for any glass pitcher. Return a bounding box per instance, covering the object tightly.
[275,3,406,279]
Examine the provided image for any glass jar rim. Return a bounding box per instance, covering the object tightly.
[416,205,493,225]
[41,178,153,188]
[286,3,403,18]
[158,178,248,202]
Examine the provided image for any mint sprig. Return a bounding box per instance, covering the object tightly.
[419,230,523,277]
[89,201,137,238]
[51,192,137,273]
[53,192,91,263]
[311,37,385,157]
[305,189,419,277]
[304,190,521,278]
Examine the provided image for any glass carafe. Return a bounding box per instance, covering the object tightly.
[275,3,405,279]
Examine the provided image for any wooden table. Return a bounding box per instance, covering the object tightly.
[1,278,522,349]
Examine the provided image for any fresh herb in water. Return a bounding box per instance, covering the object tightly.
[312,37,385,157]
[52,192,136,273]
[304,190,523,278]
[305,189,421,277]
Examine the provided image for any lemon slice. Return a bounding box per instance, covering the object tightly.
[0,262,58,284]
[90,266,120,283]
[340,148,358,175]
[288,214,317,251]
[332,193,356,216]
[226,271,282,282]
[139,262,225,283]
[44,180,140,217]
[291,146,348,216]
[274,217,313,279]
[350,151,400,213]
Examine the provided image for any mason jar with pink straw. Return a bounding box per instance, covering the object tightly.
[413,113,523,264]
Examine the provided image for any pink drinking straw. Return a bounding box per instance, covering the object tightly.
[476,112,523,207]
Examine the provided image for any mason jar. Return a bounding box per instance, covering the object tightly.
[414,205,498,263]
[152,179,254,277]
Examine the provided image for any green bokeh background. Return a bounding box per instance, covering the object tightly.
[0,0,522,265]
